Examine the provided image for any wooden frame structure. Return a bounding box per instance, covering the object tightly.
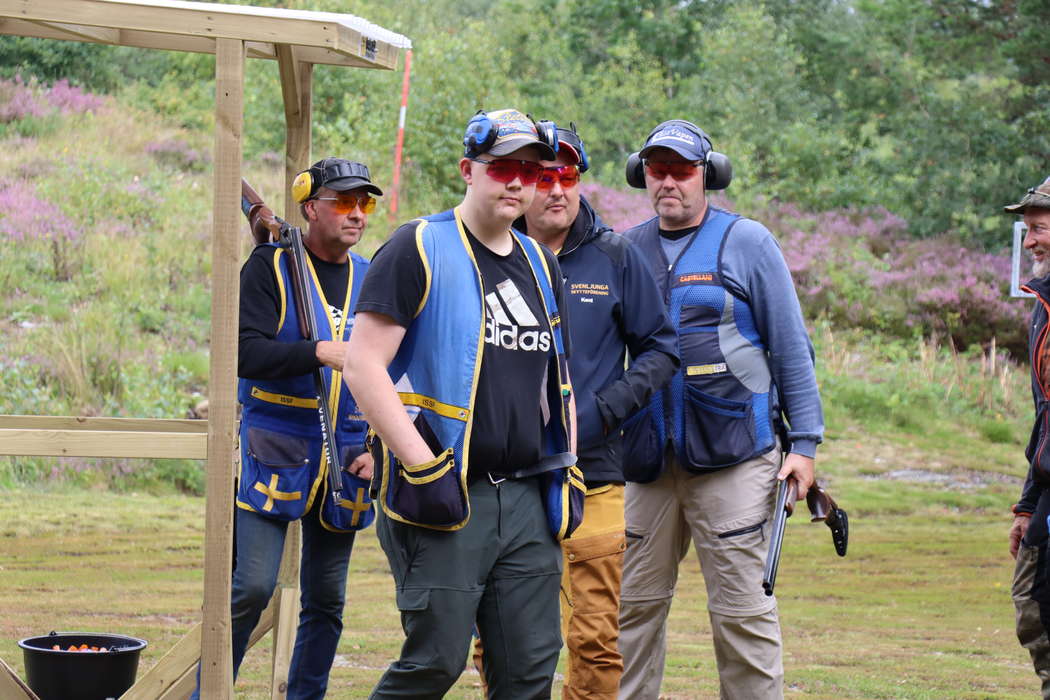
[0,2,409,698]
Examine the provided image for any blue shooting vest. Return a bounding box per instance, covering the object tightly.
[623,208,776,482]
[236,243,375,532]
[370,207,584,540]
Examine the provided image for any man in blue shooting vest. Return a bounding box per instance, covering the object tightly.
[344,108,584,699]
[515,122,678,699]
[191,157,380,700]
[1006,176,1050,697]
[617,121,824,700]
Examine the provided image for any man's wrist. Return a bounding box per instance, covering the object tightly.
[1012,505,1033,517]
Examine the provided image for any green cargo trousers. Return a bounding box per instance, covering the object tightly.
[369,475,562,700]
[1013,542,1050,698]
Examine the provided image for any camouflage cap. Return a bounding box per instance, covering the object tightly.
[1004,176,1050,214]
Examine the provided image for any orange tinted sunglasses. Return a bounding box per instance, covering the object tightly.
[644,159,703,181]
[314,193,377,215]
[536,166,580,191]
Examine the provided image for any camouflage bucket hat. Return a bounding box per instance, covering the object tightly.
[1004,176,1050,214]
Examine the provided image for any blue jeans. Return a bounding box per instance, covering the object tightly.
[191,501,356,700]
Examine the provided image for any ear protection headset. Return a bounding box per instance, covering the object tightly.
[559,122,590,174]
[462,110,560,159]
[291,158,373,204]
[624,120,732,191]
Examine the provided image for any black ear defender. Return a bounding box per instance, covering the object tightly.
[559,121,590,174]
[463,110,497,159]
[624,120,733,191]
[529,114,560,158]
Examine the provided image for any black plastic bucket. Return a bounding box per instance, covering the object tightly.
[18,631,147,700]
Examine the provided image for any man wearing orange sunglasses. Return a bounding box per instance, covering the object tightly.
[516,123,678,700]
[618,121,824,700]
[190,158,382,700]
[345,109,582,699]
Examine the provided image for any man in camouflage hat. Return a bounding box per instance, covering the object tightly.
[1006,175,1050,697]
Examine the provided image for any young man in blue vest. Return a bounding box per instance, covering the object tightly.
[191,158,380,700]
[344,109,583,699]
[516,123,678,699]
[616,121,824,700]
[1006,176,1050,697]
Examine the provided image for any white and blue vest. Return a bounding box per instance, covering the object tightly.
[236,243,374,532]
[623,208,776,481]
[370,207,584,540]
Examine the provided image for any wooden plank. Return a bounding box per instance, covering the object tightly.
[199,36,244,700]
[125,601,277,700]
[279,50,311,225]
[0,19,391,69]
[0,428,207,459]
[269,586,298,700]
[122,624,202,700]
[0,415,207,433]
[0,0,402,69]
[26,18,119,42]
[0,655,38,700]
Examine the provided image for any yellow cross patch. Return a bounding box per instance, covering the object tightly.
[337,487,371,527]
[253,474,301,512]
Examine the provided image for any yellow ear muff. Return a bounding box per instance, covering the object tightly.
[292,170,314,203]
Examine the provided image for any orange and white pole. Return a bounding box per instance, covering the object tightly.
[390,48,413,218]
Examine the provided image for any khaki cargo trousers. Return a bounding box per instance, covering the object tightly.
[560,484,627,700]
[619,447,783,700]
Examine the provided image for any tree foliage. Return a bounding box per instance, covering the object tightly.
[0,0,1045,246]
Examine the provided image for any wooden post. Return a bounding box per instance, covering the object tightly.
[200,36,245,700]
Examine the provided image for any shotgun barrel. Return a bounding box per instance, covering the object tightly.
[762,476,797,597]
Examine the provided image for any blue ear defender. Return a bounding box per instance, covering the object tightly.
[463,111,497,158]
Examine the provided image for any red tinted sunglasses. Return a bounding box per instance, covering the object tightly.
[644,159,703,181]
[471,157,543,186]
[536,165,580,191]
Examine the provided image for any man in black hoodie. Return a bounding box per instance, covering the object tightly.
[519,123,678,700]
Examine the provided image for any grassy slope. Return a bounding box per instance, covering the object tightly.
[0,346,1037,699]
[0,87,1040,698]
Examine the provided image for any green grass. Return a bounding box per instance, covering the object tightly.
[0,418,1039,699]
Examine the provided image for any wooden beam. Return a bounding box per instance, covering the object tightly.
[0,415,207,432]
[269,586,298,700]
[199,36,244,700]
[26,18,119,42]
[0,428,206,459]
[278,47,312,226]
[0,655,38,700]
[125,600,278,700]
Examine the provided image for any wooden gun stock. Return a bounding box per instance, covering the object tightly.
[241,179,281,245]
[806,486,849,557]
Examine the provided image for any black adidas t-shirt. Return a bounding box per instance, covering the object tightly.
[356,220,569,476]
[239,244,349,379]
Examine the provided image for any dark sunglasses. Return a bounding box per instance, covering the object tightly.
[314,193,377,215]
[471,157,543,186]
[644,159,704,181]
[536,165,581,191]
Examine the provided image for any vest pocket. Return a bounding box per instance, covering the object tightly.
[388,448,469,528]
[239,426,311,521]
[621,406,662,483]
[681,385,756,469]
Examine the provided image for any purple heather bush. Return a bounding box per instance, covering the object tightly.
[145,137,210,172]
[0,77,103,123]
[0,179,81,280]
[584,181,1029,357]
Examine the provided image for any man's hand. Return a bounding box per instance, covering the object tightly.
[316,340,349,370]
[346,451,374,480]
[1010,515,1031,559]
[777,453,815,500]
